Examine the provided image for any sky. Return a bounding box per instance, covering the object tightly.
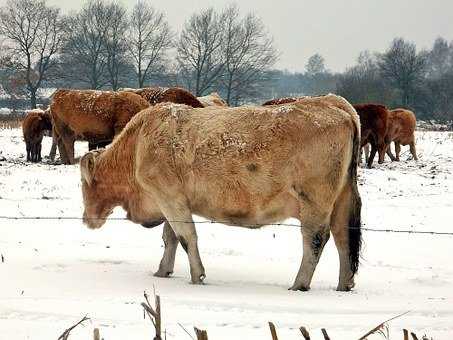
[2,0,452,72]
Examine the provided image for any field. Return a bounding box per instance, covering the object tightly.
[0,128,453,340]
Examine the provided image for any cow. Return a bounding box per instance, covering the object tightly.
[22,109,53,162]
[197,92,228,107]
[50,89,150,164]
[353,104,390,168]
[262,97,304,106]
[79,94,362,292]
[121,87,204,108]
[386,108,418,161]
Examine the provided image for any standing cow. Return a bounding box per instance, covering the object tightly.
[22,109,53,162]
[50,89,150,164]
[197,92,228,107]
[386,108,418,161]
[79,94,362,291]
[120,87,204,108]
[353,104,390,168]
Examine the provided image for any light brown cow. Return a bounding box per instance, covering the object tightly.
[386,108,418,161]
[22,109,53,162]
[79,94,362,291]
[197,92,228,107]
[50,89,149,164]
[121,87,204,108]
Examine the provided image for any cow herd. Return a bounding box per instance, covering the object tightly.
[17,86,419,290]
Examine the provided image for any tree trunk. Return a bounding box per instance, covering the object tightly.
[30,90,37,109]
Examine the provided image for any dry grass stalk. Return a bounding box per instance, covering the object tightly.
[141,290,162,340]
[358,311,410,340]
[321,328,331,340]
[57,315,90,340]
[194,327,208,340]
[268,322,279,340]
[93,328,100,340]
[299,326,311,340]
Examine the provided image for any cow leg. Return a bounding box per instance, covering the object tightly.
[409,141,418,161]
[367,144,377,168]
[290,223,330,291]
[395,142,401,161]
[154,221,179,278]
[61,135,76,164]
[26,142,31,161]
[37,142,42,162]
[157,200,205,284]
[364,144,370,164]
[31,143,37,162]
[386,142,396,161]
[49,136,57,161]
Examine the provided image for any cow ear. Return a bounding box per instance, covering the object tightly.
[80,152,96,186]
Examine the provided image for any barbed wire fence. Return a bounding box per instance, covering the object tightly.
[0,215,452,236]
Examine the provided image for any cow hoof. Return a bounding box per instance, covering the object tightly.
[288,284,310,291]
[154,270,173,278]
[191,274,206,284]
[336,282,355,292]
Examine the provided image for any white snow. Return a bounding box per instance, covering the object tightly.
[0,107,12,116]
[0,128,452,340]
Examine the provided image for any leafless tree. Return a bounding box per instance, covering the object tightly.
[0,0,64,108]
[176,8,225,96]
[378,38,428,107]
[61,0,115,89]
[220,5,277,105]
[337,50,396,105]
[128,1,172,88]
[104,2,128,90]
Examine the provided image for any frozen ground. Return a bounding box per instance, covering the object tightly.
[0,128,452,340]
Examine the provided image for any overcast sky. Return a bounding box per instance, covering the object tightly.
[3,0,452,72]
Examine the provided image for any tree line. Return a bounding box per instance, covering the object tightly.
[0,0,452,122]
[0,0,277,108]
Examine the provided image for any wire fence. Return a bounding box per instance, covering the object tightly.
[1,215,452,236]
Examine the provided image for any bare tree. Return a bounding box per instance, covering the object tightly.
[378,38,427,107]
[220,5,277,105]
[104,2,128,90]
[128,1,172,88]
[176,8,225,96]
[0,0,64,108]
[61,0,114,89]
[337,50,396,105]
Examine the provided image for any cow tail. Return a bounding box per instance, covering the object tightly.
[348,117,362,275]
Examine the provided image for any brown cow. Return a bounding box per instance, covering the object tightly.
[197,92,228,107]
[79,94,362,291]
[386,108,418,161]
[22,109,53,162]
[262,97,304,106]
[353,104,390,168]
[121,87,204,108]
[50,89,149,164]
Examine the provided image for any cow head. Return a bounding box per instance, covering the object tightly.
[80,150,113,229]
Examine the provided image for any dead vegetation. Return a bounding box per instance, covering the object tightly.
[60,292,433,340]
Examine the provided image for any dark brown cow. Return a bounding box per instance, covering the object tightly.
[262,97,305,106]
[386,108,418,161]
[353,104,390,168]
[50,89,150,164]
[22,109,53,162]
[121,87,204,108]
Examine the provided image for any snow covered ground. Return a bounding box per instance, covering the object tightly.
[1,128,452,340]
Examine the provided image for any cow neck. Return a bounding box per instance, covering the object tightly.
[94,146,136,204]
